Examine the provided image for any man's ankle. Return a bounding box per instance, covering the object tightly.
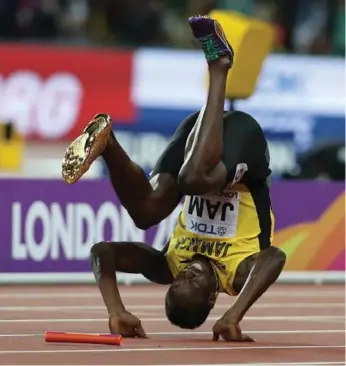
[208,56,231,72]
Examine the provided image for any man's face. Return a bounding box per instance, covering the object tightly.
[171,262,217,307]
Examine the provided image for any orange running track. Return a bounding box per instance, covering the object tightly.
[0,284,344,365]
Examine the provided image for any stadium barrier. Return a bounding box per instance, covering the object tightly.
[0,179,344,284]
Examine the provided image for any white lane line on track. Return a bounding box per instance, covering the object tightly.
[0,345,344,355]
[77,363,345,366]
[76,364,345,366]
[0,303,344,311]
[93,363,346,366]
[0,315,343,323]
[0,290,343,299]
[0,330,344,337]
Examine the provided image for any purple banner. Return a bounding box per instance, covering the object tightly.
[0,179,344,273]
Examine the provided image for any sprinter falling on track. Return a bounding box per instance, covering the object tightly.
[62,15,286,342]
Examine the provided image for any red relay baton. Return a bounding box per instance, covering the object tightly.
[45,331,122,346]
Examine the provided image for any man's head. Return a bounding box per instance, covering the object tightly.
[165,258,218,329]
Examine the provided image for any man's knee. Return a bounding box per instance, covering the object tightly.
[178,162,227,195]
[178,168,204,194]
[267,246,286,269]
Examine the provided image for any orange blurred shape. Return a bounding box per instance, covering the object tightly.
[45,331,122,346]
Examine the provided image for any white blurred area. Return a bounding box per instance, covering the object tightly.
[0,141,103,179]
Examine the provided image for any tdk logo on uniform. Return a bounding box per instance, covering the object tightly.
[190,221,227,236]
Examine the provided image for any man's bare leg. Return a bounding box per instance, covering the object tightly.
[178,16,234,195]
[179,60,229,195]
[62,114,154,210]
[101,133,161,224]
[62,115,180,229]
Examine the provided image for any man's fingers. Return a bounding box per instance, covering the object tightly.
[221,333,233,342]
[135,325,147,338]
[122,331,136,338]
[123,327,140,338]
[242,334,255,342]
[212,331,219,341]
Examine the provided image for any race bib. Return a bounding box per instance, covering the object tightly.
[183,189,240,238]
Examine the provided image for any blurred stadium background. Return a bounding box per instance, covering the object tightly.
[0,0,344,284]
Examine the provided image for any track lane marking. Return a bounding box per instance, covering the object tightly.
[0,303,343,311]
[0,329,344,337]
[0,315,343,323]
[0,345,344,355]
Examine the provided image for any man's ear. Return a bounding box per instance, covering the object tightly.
[208,291,218,308]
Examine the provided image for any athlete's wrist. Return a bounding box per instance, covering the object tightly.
[108,307,126,317]
[223,309,241,324]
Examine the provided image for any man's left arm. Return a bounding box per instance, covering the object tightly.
[212,246,286,342]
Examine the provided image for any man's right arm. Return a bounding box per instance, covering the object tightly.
[90,241,173,337]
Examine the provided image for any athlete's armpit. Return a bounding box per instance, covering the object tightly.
[132,173,181,230]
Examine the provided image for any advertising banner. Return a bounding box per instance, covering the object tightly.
[0,179,344,283]
[133,50,345,153]
[1,44,344,151]
[0,44,134,140]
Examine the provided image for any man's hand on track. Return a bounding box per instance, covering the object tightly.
[212,318,254,342]
[109,311,147,338]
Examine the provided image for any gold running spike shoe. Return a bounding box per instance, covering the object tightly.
[62,113,112,184]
